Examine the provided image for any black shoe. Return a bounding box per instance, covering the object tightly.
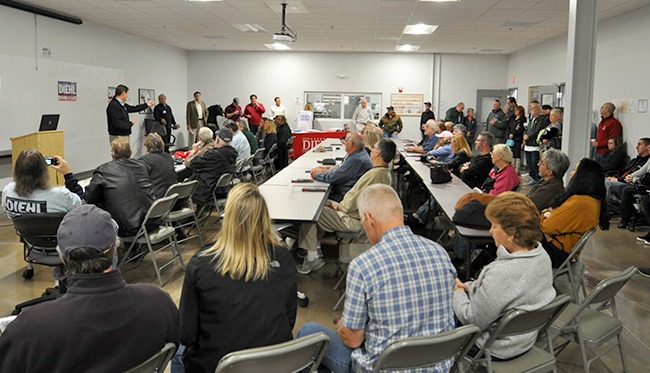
[638,268,650,278]
[618,220,629,229]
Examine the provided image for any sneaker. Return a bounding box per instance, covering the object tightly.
[638,268,650,278]
[618,220,630,229]
[636,234,650,242]
[296,257,325,275]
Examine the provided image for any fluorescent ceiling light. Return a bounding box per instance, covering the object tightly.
[265,43,291,51]
[395,44,419,52]
[403,24,438,35]
[420,0,459,2]
[232,23,266,33]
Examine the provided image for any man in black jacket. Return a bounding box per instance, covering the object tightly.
[86,139,155,236]
[188,128,238,205]
[153,93,179,152]
[106,84,153,144]
[460,132,494,188]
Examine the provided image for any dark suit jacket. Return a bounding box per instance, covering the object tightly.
[106,98,148,136]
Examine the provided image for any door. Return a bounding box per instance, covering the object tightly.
[529,85,560,107]
[476,89,508,133]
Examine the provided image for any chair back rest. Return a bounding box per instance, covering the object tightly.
[144,119,167,137]
[239,156,254,173]
[143,194,179,223]
[165,180,199,200]
[268,143,278,158]
[484,294,571,345]
[584,266,637,306]
[12,212,68,249]
[123,342,176,373]
[215,332,330,373]
[372,325,481,373]
[253,148,266,160]
[216,173,234,188]
[564,228,596,264]
[287,136,294,147]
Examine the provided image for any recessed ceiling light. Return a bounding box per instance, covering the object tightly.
[420,0,459,2]
[265,43,292,51]
[403,24,438,35]
[396,44,419,52]
[232,24,266,33]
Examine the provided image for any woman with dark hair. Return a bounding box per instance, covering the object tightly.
[508,105,526,172]
[540,158,609,267]
[596,136,626,176]
[141,132,176,198]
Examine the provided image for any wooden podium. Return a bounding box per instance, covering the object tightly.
[11,130,65,186]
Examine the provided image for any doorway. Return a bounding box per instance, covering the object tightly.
[476,89,509,133]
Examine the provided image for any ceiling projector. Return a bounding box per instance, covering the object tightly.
[273,32,293,42]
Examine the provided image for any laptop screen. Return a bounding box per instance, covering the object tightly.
[39,114,60,131]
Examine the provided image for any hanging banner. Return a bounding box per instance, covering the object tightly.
[58,81,77,101]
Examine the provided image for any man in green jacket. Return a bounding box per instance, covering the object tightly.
[379,106,403,138]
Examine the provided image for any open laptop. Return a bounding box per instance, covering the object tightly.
[39,114,60,131]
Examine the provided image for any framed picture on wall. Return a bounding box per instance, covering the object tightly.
[390,93,424,116]
[107,86,116,101]
[138,88,155,114]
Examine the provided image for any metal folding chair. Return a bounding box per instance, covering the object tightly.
[123,342,177,373]
[250,148,267,184]
[197,172,233,224]
[120,193,185,286]
[215,332,330,373]
[164,180,203,247]
[552,228,596,302]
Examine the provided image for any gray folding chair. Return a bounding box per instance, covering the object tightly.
[214,332,330,373]
[552,228,596,302]
[123,342,177,373]
[372,324,481,373]
[164,180,203,247]
[331,230,370,311]
[120,193,185,286]
[235,155,255,183]
[549,267,637,373]
[250,148,267,184]
[197,173,233,224]
[467,294,571,373]
[264,143,279,175]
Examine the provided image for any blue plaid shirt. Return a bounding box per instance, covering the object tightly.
[342,225,457,372]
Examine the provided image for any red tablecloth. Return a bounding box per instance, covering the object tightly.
[291,131,348,158]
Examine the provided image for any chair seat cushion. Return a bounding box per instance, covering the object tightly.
[123,226,176,245]
[490,346,555,372]
[552,303,623,345]
[167,208,195,220]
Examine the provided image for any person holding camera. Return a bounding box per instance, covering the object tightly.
[2,149,84,219]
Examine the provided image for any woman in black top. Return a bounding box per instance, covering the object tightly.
[179,183,297,373]
[430,135,472,176]
[508,105,526,172]
[596,136,627,177]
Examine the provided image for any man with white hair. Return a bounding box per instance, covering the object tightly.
[405,119,437,154]
[184,126,215,167]
[297,184,456,372]
[352,98,374,132]
[0,204,179,372]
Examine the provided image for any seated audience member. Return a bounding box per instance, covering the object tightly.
[184,127,215,168]
[635,194,650,244]
[275,114,292,170]
[453,123,467,138]
[539,108,563,150]
[405,119,437,154]
[615,156,650,229]
[0,205,179,372]
[262,118,278,154]
[525,149,571,211]
[481,144,519,195]
[86,139,155,236]
[540,159,609,267]
[141,133,176,199]
[179,183,296,372]
[430,135,473,176]
[239,120,259,153]
[310,132,373,202]
[596,136,626,176]
[606,137,650,203]
[296,139,396,274]
[454,192,555,360]
[187,129,237,206]
[426,130,454,162]
[225,120,251,171]
[3,150,83,219]
[363,129,381,155]
[297,185,456,373]
[461,132,495,188]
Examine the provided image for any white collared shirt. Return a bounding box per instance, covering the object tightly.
[195,101,203,119]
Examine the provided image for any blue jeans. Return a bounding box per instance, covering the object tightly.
[297,322,352,373]
[605,179,627,202]
[414,199,437,225]
[170,344,185,373]
[525,150,540,180]
[383,132,398,139]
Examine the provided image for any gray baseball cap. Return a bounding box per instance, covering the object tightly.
[57,205,118,256]
[216,128,233,142]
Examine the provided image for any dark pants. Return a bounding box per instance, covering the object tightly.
[277,141,289,171]
[250,123,259,134]
[618,184,638,221]
[525,150,540,180]
[541,240,569,268]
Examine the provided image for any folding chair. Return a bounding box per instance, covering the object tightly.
[197,173,233,224]
[467,294,571,373]
[215,332,330,373]
[287,136,295,162]
[235,155,255,184]
[331,229,370,310]
[145,118,176,151]
[264,143,279,175]
[250,148,267,184]
[164,180,203,247]
[123,342,177,373]
[120,193,185,286]
[373,324,481,373]
[549,267,637,373]
[552,228,596,302]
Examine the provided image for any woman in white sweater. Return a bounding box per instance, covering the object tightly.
[453,192,556,360]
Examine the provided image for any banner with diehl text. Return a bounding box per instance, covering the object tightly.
[58,81,77,101]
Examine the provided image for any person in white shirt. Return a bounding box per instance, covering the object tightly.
[352,98,374,132]
[270,96,287,118]
[294,104,314,131]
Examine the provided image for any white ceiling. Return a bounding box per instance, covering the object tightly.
[12,0,650,54]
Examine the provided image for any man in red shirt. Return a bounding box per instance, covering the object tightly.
[243,94,266,134]
[591,102,622,155]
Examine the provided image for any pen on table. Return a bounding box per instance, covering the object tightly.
[302,187,327,192]
[292,179,313,183]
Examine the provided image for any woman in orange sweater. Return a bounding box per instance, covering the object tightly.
[540,158,609,267]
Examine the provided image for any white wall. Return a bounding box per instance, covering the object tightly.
[508,5,650,156]
[188,51,434,141]
[0,6,188,184]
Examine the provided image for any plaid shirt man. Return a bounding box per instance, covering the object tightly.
[342,225,457,372]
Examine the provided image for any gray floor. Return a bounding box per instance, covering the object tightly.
[1,177,649,372]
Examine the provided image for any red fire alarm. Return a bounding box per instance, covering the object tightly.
[398,87,403,93]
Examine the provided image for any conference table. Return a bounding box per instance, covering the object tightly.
[259,138,346,223]
[396,140,492,280]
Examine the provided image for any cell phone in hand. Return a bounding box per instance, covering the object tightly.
[44,157,59,166]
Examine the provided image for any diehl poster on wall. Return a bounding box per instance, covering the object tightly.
[58,81,77,102]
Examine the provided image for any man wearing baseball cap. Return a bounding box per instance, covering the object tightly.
[0,205,179,372]
[379,106,403,138]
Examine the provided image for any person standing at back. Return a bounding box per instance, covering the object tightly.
[243,94,266,135]
[106,84,153,145]
[269,96,287,118]
[186,91,208,143]
[153,93,179,152]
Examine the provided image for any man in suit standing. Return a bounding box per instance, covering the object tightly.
[106,84,153,145]
[186,91,208,143]
[153,93,179,152]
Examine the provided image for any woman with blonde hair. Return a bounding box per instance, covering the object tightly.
[179,183,297,372]
[261,117,278,155]
[364,129,381,155]
[481,143,519,195]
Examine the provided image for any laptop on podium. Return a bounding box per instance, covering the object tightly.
[39,114,60,131]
